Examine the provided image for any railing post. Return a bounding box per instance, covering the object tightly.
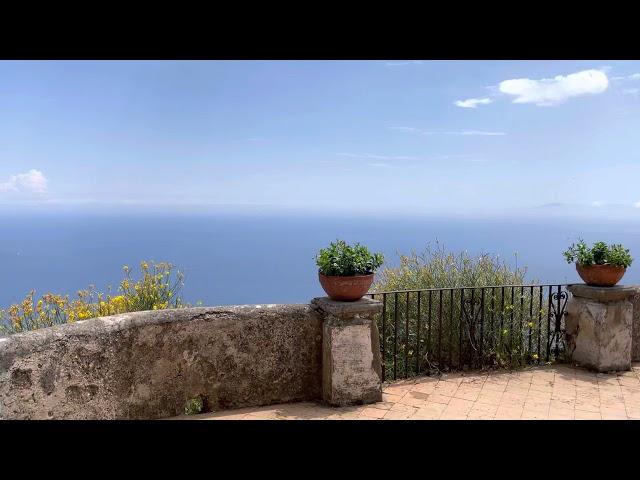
[565,285,635,372]
[311,296,383,406]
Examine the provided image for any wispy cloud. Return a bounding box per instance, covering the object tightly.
[454,97,493,109]
[623,88,639,96]
[385,60,422,67]
[389,127,506,136]
[447,130,506,136]
[498,69,609,106]
[0,169,48,194]
[388,127,422,133]
[611,73,640,81]
[368,162,391,168]
[337,153,418,160]
[634,201,640,208]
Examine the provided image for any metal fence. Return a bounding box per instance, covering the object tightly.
[369,284,570,381]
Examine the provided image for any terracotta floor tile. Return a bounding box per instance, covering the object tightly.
[548,408,575,420]
[390,402,420,413]
[523,400,550,413]
[550,399,575,410]
[427,393,453,405]
[445,397,474,414]
[600,408,628,420]
[529,383,553,394]
[433,381,459,396]
[574,401,600,413]
[360,407,387,419]
[476,391,503,405]
[397,391,431,407]
[411,382,437,394]
[384,384,414,396]
[454,387,482,402]
[181,364,640,421]
[574,410,602,420]
[521,411,549,420]
[382,392,403,403]
[413,402,447,419]
[482,382,507,393]
[469,403,498,416]
[494,406,523,419]
[384,408,417,420]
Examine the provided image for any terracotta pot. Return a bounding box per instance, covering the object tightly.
[318,272,374,301]
[575,264,626,287]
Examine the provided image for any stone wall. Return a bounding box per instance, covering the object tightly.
[0,305,322,420]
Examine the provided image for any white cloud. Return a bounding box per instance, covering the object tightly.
[389,126,422,133]
[498,69,609,106]
[634,201,640,208]
[389,127,506,136]
[385,60,422,67]
[623,88,639,96]
[454,97,493,109]
[0,169,48,194]
[337,153,418,160]
[368,163,391,168]
[591,201,604,207]
[452,130,506,136]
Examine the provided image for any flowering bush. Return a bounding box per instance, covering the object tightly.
[372,242,549,373]
[0,261,187,335]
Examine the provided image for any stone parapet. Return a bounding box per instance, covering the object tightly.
[0,305,322,419]
[312,297,383,406]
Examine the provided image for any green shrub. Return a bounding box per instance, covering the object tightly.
[563,240,632,268]
[371,242,553,374]
[373,241,528,291]
[316,240,384,276]
[184,396,204,415]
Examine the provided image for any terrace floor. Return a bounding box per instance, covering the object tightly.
[176,363,640,420]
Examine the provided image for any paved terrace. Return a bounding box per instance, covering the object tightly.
[177,363,640,420]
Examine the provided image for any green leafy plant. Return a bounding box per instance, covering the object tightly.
[563,240,632,268]
[184,396,204,415]
[316,240,384,276]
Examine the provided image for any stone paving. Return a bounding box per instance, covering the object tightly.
[177,363,640,420]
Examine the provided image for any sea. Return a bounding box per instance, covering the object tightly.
[2,211,640,308]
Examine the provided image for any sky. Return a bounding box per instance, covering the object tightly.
[1,60,640,218]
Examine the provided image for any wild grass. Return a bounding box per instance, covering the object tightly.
[371,242,564,377]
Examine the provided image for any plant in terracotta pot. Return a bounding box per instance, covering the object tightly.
[316,240,384,301]
[563,239,632,287]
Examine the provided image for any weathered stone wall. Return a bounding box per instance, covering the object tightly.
[0,305,322,420]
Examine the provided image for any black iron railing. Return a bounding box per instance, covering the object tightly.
[369,284,570,381]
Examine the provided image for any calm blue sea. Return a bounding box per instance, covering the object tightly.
[2,212,640,308]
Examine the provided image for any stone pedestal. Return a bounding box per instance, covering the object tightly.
[311,297,383,406]
[565,284,636,372]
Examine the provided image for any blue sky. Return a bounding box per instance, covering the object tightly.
[1,60,640,217]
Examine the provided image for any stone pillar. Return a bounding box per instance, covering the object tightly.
[631,287,640,362]
[565,284,636,372]
[311,297,383,407]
